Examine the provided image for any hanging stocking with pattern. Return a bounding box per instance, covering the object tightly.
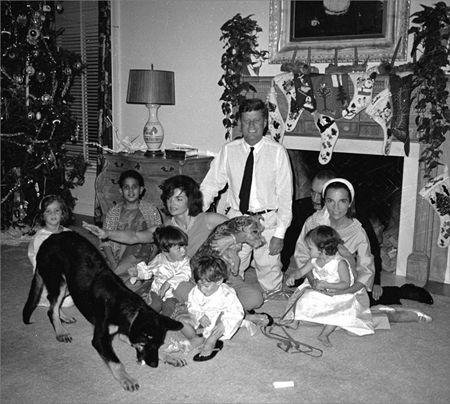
[313,112,340,165]
[294,72,317,113]
[267,83,285,142]
[389,73,413,156]
[273,72,303,132]
[365,89,393,155]
[419,166,450,248]
[342,70,378,119]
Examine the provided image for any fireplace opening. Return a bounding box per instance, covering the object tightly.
[290,150,404,272]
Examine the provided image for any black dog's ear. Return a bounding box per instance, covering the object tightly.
[159,315,183,331]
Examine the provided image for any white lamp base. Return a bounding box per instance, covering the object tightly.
[143,104,164,151]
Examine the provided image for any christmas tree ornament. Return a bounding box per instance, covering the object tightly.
[365,89,393,155]
[25,65,35,76]
[342,70,377,119]
[35,111,42,120]
[27,111,35,120]
[420,166,450,248]
[36,71,46,82]
[7,47,17,60]
[73,61,82,71]
[16,14,27,26]
[313,112,340,165]
[41,94,52,104]
[26,28,41,45]
[64,67,72,75]
[13,74,24,84]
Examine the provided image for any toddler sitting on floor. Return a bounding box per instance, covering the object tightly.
[128,225,191,317]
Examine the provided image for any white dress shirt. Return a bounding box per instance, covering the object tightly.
[201,136,293,239]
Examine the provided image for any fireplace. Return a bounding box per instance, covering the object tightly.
[284,134,420,277]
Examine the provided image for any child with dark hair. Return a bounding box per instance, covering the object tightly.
[176,255,244,362]
[28,195,73,308]
[286,225,374,347]
[102,169,161,281]
[128,225,190,317]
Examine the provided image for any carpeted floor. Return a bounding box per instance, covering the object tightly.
[1,230,450,404]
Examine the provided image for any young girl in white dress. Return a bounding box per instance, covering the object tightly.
[28,195,73,308]
[286,225,374,347]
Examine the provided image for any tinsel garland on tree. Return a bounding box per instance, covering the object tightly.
[1,1,87,231]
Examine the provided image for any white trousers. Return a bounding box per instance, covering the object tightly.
[227,209,283,292]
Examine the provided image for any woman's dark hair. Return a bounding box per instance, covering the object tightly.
[306,225,343,256]
[160,175,203,216]
[323,181,356,218]
[153,225,188,253]
[38,194,70,226]
[192,255,228,283]
[118,170,145,188]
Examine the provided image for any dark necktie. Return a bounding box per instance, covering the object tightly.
[239,147,254,214]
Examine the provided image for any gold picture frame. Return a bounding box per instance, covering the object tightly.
[269,0,410,63]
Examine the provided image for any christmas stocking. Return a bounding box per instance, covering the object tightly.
[273,72,303,132]
[311,74,349,119]
[313,112,340,165]
[267,83,285,142]
[389,73,413,156]
[294,72,317,113]
[420,166,450,248]
[342,70,378,119]
[365,89,393,155]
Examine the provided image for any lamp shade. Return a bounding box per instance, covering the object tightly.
[126,69,175,105]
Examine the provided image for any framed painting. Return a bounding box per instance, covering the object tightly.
[269,0,410,63]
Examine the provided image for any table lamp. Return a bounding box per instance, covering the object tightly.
[126,67,175,156]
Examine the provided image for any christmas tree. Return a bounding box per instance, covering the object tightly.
[1,1,87,231]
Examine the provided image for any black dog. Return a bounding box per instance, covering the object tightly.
[369,283,434,306]
[23,231,184,391]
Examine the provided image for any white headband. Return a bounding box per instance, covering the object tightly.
[322,178,355,202]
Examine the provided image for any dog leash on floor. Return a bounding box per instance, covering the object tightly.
[261,324,323,357]
[260,286,323,357]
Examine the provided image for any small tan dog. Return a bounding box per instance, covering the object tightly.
[191,215,265,276]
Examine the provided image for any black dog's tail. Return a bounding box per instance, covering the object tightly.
[23,272,44,324]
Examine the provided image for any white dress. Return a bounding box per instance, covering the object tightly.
[285,256,374,336]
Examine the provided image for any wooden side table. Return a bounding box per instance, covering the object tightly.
[95,152,213,222]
